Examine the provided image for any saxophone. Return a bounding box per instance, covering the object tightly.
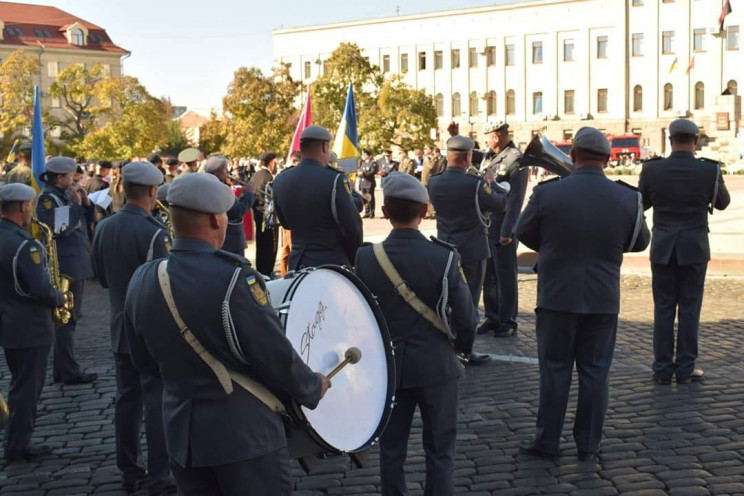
[31,218,74,325]
[154,200,173,237]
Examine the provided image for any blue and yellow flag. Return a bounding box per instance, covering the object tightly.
[5,138,19,163]
[332,83,359,173]
[31,86,46,193]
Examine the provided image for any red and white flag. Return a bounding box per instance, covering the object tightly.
[719,0,732,31]
[287,87,312,162]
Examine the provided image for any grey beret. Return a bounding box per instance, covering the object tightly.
[382,171,429,204]
[0,183,36,203]
[484,120,508,134]
[157,183,169,202]
[446,135,475,152]
[573,127,611,155]
[45,156,76,174]
[203,155,228,174]
[300,125,332,142]
[166,172,235,214]
[178,147,201,163]
[122,161,164,186]
[669,118,699,137]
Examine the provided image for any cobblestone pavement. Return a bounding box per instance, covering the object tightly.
[1,275,743,495]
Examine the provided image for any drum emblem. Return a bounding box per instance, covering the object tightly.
[246,275,269,306]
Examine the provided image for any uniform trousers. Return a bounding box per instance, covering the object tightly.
[534,309,617,454]
[171,447,291,496]
[362,186,376,216]
[54,279,85,383]
[460,259,486,309]
[4,345,50,453]
[651,260,707,380]
[380,379,458,496]
[253,210,278,276]
[114,353,169,486]
[482,238,519,330]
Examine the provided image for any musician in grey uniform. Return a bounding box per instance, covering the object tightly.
[36,157,97,385]
[428,135,507,366]
[272,125,362,270]
[123,173,330,495]
[639,118,730,385]
[478,121,529,338]
[203,155,255,257]
[355,172,477,495]
[92,162,174,494]
[249,152,278,275]
[0,184,62,462]
[359,150,378,218]
[516,127,650,459]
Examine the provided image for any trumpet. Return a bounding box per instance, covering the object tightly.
[467,166,511,193]
[228,175,250,186]
[154,200,173,237]
[31,218,74,325]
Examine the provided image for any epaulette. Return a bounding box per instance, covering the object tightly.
[507,146,523,159]
[430,236,458,252]
[146,215,166,229]
[698,157,721,166]
[215,249,252,267]
[614,179,640,192]
[643,156,663,164]
[535,176,561,187]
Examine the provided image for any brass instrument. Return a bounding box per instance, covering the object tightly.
[467,165,512,193]
[521,133,574,178]
[228,175,250,186]
[0,394,8,429]
[154,200,173,237]
[31,218,74,325]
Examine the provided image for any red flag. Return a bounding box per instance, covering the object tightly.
[287,87,312,162]
[719,0,732,30]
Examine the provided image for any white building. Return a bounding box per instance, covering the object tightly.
[273,0,742,162]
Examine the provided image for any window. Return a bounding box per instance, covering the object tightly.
[34,28,44,37]
[486,46,496,66]
[563,39,574,61]
[486,91,497,115]
[400,53,408,73]
[727,79,738,95]
[469,47,478,68]
[303,62,311,79]
[435,93,444,117]
[101,64,111,77]
[47,61,58,78]
[597,88,608,112]
[469,91,478,115]
[662,31,674,54]
[597,36,608,58]
[727,25,740,50]
[451,49,460,69]
[72,29,84,46]
[506,89,516,115]
[51,96,61,108]
[434,51,443,70]
[632,0,643,4]
[322,60,329,74]
[694,82,705,109]
[452,93,461,117]
[564,90,575,114]
[632,34,644,56]
[532,41,543,64]
[382,55,390,73]
[633,85,643,111]
[663,83,673,110]
[505,44,515,66]
[533,91,543,114]
[693,29,705,52]
[418,52,426,71]
[5,27,22,37]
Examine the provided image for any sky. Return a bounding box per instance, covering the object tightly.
[22,0,506,115]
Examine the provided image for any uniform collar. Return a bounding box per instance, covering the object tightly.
[299,158,324,168]
[387,228,427,241]
[0,218,24,232]
[444,166,466,173]
[570,167,606,177]
[171,238,216,253]
[43,184,68,196]
[669,150,695,159]
[121,204,148,216]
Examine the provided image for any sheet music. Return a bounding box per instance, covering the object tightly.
[53,205,70,234]
[88,188,112,210]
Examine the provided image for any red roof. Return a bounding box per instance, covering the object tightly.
[0,2,127,54]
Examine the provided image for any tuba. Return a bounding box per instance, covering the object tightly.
[31,218,74,325]
[521,133,574,178]
[154,200,173,237]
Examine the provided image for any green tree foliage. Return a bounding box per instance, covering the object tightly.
[48,63,106,147]
[198,110,227,156]
[160,120,191,157]
[0,50,41,154]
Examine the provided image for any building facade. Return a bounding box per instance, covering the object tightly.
[273,0,743,162]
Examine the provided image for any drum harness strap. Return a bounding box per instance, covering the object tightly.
[372,243,455,340]
[156,260,286,414]
[627,192,644,252]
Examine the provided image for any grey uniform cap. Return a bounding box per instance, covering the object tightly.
[178,147,201,163]
[447,135,476,152]
[45,156,76,174]
[166,172,235,214]
[484,120,508,134]
[203,155,228,174]
[157,183,169,202]
[382,171,429,204]
[122,161,164,186]
[669,118,699,137]
[573,127,612,155]
[300,125,333,143]
[0,183,36,203]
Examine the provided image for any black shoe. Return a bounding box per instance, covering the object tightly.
[476,322,496,335]
[653,374,672,385]
[148,476,177,495]
[63,373,98,385]
[493,325,517,338]
[5,444,52,462]
[518,440,558,459]
[122,476,147,494]
[676,369,704,384]
[578,449,599,461]
[362,214,370,219]
[467,352,491,366]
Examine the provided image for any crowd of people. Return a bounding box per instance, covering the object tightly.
[0,116,731,495]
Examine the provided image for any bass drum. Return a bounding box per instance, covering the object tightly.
[265,266,395,465]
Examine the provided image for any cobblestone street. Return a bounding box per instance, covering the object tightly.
[1,274,743,495]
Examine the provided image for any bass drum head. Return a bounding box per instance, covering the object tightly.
[279,266,394,453]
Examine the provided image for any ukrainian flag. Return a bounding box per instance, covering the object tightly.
[5,139,19,164]
[30,86,46,193]
[332,83,359,173]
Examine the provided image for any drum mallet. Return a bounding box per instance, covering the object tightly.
[327,347,362,380]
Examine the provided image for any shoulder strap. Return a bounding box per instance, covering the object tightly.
[156,261,286,414]
[331,174,341,226]
[627,191,643,252]
[475,179,491,229]
[372,243,454,339]
[710,163,720,215]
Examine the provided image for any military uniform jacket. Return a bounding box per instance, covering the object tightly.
[638,151,730,265]
[36,184,94,280]
[377,158,398,176]
[399,157,416,176]
[92,204,171,354]
[515,167,651,314]
[427,167,507,263]
[0,219,63,349]
[481,142,529,239]
[355,229,476,389]
[124,238,322,467]
[359,158,378,188]
[223,186,254,254]
[272,158,363,269]
[5,163,32,186]
[249,168,272,214]
[85,175,108,194]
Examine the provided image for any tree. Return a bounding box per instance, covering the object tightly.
[48,63,106,148]
[198,110,227,156]
[160,120,190,157]
[0,50,41,154]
